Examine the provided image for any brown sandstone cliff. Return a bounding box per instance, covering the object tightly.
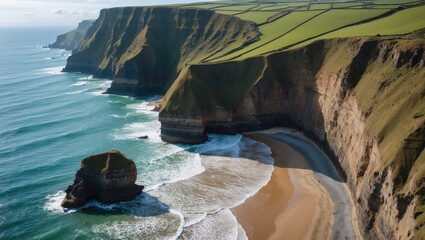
[63,7,260,96]
[159,37,425,239]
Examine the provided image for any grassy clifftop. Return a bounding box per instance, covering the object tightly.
[179,0,425,62]
[63,6,260,95]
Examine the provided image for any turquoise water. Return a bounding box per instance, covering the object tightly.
[0,27,273,239]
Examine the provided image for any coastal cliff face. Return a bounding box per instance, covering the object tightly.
[49,20,94,50]
[63,7,260,96]
[159,37,425,239]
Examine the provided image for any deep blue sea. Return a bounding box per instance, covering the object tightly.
[0,27,273,239]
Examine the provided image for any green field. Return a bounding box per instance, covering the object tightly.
[180,0,425,62]
[234,11,280,24]
[206,10,323,62]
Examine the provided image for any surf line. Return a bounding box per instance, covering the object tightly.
[232,128,359,240]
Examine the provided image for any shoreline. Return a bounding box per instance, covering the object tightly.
[232,130,358,239]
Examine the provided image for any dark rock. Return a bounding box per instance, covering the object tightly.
[61,150,144,209]
[137,135,149,139]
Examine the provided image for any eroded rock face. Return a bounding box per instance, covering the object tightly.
[61,150,144,208]
[159,37,425,239]
[63,7,260,96]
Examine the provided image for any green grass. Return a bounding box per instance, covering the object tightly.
[176,1,425,63]
[253,4,279,10]
[208,10,323,61]
[214,10,241,15]
[373,0,424,4]
[215,8,388,60]
[210,4,259,11]
[183,3,228,9]
[258,4,291,11]
[309,3,332,10]
[332,2,366,8]
[309,6,425,39]
[234,11,281,24]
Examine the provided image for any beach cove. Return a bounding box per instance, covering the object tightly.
[233,129,360,240]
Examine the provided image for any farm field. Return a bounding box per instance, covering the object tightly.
[178,0,425,62]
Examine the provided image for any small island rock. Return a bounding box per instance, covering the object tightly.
[61,150,144,208]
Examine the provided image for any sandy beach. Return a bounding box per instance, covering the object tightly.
[232,130,358,240]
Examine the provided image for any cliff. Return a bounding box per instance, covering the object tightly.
[159,36,425,239]
[49,20,94,50]
[63,7,260,96]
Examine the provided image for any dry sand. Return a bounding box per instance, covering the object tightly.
[232,134,333,240]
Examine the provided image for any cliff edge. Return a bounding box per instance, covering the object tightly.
[63,7,260,96]
[159,36,425,239]
[49,20,94,51]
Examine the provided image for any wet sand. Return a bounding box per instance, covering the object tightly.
[231,133,337,240]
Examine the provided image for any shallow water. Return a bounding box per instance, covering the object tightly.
[0,27,273,239]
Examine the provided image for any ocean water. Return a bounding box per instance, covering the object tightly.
[0,27,273,239]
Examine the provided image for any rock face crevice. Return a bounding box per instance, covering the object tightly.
[159,37,425,239]
[63,7,260,96]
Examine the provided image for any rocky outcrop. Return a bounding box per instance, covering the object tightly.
[49,20,94,50]
[63,7,260,96]
[159,37,425,239]
[62,150,144,208]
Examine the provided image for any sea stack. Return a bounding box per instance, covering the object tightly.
[61,150,144,208]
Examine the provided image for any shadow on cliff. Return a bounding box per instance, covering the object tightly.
[257,132,343,182]
[77,192,171,217]
[200,40,346,182]
[251,40,346,182]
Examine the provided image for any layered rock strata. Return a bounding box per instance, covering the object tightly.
[159,37,425,239]
[49,20,94,50]
[63,7,260,96]
[62,150,144,208]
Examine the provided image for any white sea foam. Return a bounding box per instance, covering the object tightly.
[78,75,93,80]
[65,89,90,95]
[91,214,182,240]
[72,81,88,86]
[237,223,249,240]
[110,120,161,142]
[42,66,65,75]
[81,80,111,95]
[183,213,208,227]
[126,102,158,115]
[89,91,106,96]
[89,194,184,239]
[187,134,243,155]
[142,151,205,190]
[44,191,76,214]
[148,136,273,217]
[179,209,239,240]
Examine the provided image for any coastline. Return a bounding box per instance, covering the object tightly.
[232,130,359,240]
